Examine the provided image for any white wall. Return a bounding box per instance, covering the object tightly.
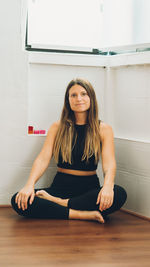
[0,0,28,203]
[0,0,150,219]
[28,64,105,131]
[0,0,105,205]
[105,65,150,217]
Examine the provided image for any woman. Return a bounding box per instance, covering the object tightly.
[11,78,127,223]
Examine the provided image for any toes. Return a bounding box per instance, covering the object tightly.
[35,191,43,197]
[36,190,44,195]
[96,212,105,223]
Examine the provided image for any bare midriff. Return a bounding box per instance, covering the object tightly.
[57,167,96,176]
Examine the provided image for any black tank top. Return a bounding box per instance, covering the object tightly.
[57,122,101,171]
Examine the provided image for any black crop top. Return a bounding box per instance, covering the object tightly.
[57,123,102,171]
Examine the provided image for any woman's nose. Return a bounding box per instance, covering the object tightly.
[76,94,82,101]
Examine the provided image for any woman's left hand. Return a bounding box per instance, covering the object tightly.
[96,185,114,212]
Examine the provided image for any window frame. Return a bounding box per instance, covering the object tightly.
[22,0,150,67]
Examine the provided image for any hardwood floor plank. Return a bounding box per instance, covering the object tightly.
[0,208,150,267]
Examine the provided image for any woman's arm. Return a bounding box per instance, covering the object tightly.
[15,121,59,210]
[96,122,116,212]
[25,121,59,187]
[100,122,116,187]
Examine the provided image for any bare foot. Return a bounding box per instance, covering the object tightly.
[69,209,105,224]
[35,190,62,205]
[94,211,105,223]
[81,210,105,223]
[35,190,69,207]
[35,190,54,201]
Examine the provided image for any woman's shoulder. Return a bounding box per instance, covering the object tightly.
[99,120,112,130]
[52,120,60,128]
[99,121,114,141]
[47,120,60,134]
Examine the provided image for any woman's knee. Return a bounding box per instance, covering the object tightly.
[11,192,31,217]
[11,192,18,208]
[114,184,127,207]
[11,192,22,216]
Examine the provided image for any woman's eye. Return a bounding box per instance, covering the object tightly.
[82,92,87,96]
[70,92,87,97]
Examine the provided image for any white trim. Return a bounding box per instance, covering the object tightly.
[21,0,28,51]
[109,51,150,67]
[28,50,150,67]
[28,51,107,67]
[99,42,150,52]
[115,136,150,144]
[121,208,150,221]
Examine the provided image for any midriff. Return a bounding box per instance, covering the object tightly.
[57,167,96,176]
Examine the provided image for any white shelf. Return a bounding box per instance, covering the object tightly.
[28,50,150,67]
[27,133,47,137]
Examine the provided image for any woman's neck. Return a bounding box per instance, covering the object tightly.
[74,112,87,125]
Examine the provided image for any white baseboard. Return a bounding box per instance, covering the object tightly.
[121,208,150,221]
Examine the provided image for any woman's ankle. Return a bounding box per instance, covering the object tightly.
[69,209,82,220]
[69,209,105,223]
[57,198,69,207]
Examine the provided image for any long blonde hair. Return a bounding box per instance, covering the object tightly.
[53,78,101,164]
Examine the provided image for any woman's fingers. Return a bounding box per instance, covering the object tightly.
[15,186,35,210]
[97,193,110,211]
[29,192,35,205]
[98,186,114,211]
[15,193,28,210]
[20,195,27,210]
[100,198,113,211]
[96,195,100,204]
[15,193,19,204]
[20,196,24,210]
[17,194,22,209]
[99,196,105,211]
[23,195,29,210]
[96,191,101,205]
[96,192,111,210]
[100,196,107,211]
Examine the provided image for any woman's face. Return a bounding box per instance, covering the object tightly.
[68,84,90,113]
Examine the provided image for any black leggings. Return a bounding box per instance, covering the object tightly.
[11,172,127,220]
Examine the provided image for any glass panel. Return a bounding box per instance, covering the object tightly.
[101,0,150,50]
[27,0,150,53]
[28,0,103,51]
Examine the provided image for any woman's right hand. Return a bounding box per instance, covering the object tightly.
[15,185,35,211]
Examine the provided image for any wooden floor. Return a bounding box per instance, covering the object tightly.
[0,208,150,267]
